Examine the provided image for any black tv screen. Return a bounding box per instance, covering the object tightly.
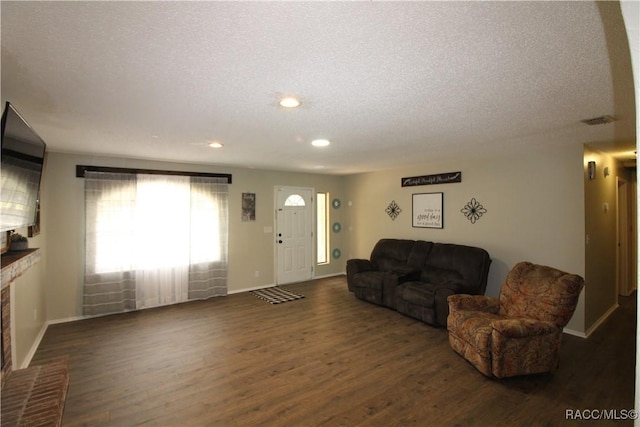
[1,102,46,233]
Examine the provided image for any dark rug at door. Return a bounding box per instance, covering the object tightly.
[250,287,305,304]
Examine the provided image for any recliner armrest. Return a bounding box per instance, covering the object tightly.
[447,294,500,313]
[491,318,558,338]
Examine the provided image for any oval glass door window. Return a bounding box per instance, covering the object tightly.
[332,248,341,259]
[332,222,341,233]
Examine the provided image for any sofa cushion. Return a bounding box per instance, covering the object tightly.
[407,240,433,268]
[351,271,384,289]
[396,282,434,306]
[370,239,416,272]
[420,267,463,285]
[424,243,491,294]
[375,257,407,273]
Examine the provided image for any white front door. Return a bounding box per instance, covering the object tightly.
[275,186,313,285]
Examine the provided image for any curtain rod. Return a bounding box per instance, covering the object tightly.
[75,165,232,183]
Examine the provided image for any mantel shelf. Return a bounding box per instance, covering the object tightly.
[1,249,41,290]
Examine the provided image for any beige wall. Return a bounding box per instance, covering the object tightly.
[23,140,625,338]
[12,258,46,369]
[344,142,587,332]
[9,223,47,369]
[41,151,347,321]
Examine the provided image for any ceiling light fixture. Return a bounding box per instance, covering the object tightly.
[311,139,330,147]
[209,142,224,148]
[279,97,301,108]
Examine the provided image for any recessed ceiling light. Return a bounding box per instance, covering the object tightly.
[311,139,330,147]
[209,142,224,148]
[279,97,301,108]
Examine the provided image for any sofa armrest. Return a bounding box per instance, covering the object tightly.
[346,258,376,273]
[432,283,469,326]
[346,259,377,292]
[491,318,558,338]
[447,294,500,313]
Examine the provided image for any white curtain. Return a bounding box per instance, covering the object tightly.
[83,171,228,316]
[134,174,190,309]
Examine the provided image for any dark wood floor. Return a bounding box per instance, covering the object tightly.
[30,276,635,426]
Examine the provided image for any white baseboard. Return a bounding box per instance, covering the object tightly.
[21,322,49,369]
[313,272,346,280]
[563,302,619,339]
[47,315,87,325]
[229,273,345,295]
[562,328,587,339]
[229,283,276,294]
[584,303,619,338]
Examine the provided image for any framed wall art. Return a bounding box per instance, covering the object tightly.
[412,192,443,228]
[28,197,41,237]
[241,193,256,221]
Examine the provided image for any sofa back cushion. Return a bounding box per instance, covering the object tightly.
[419,267,463,286]
[499,262,584,328]
[370,239,416,272]
[407,240,434,269]
[423,243,491,293]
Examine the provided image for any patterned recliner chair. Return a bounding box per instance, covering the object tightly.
[446,261,584,378]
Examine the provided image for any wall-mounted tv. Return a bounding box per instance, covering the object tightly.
[1,102,47,233]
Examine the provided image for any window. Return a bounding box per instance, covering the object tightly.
[92,175,222,274]
[83,171,229,316]
[284,194,306,206]
[317,192,329,264]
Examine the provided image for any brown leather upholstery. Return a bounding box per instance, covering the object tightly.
[346,239,491,326]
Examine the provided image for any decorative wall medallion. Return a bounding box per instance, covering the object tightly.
[332,222,341,233]
[332,248,342,259]
[332,198,341,209]
[461,198,487,224]
[386,200,402,220]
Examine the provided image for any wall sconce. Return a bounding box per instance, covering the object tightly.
[603,166,610,178]
[588,161,596,180]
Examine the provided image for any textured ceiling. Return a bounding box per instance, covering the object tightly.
[0,1,636,175]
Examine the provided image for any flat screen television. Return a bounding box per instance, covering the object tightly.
[1,102,46,233]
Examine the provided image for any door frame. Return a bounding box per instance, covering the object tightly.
[274,185,315,285]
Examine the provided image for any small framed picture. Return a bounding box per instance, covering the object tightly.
[242,193,256,221]
[412,192,443,228]
[28,197,41,237]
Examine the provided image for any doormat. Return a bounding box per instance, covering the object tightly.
[250,287,305,304]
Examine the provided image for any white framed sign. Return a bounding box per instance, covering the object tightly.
[412,192,443,228]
